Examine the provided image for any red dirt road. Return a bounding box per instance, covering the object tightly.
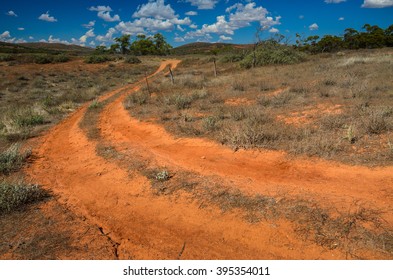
[27,60,392,259]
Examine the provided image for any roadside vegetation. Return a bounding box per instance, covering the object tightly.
[125,47,393,166]
[0,47,158,219]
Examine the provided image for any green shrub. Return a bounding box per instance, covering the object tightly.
[84,55,113,64]
[125,56,141,64]
[33,54,54,64]
[0,180,48,213]
[53,54,70,63]
[221,53,246,63]
[202,116,219,131]
[11,108,45,127]
[363,109,391,135]
[155,170,170,182]
[166,94,193,110]
[0,54,15,62]
[240,43,306,68]
[127,91,150,106]
[88,99,102,109]
[0,144,31,175]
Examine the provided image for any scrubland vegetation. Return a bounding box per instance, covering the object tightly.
[125,46,393,166]
[0,50,157,217]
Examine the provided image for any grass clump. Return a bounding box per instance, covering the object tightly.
[10,107,45,128]
[126,91,150,106]
[88,99,102,110]
[155,170,170,182]
[0,144,31,175]
[202,116,219,132]
[1,107,46,140]
[0,180,48,213]
[167,94,193,110]
[125,56,141,64]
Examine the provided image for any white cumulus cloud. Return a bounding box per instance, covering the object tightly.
[115,0,192,36]
[96,28,117,42]
[98,11,121,22]
[185,2,280,40]
[0,31,11,39]
[89,6,120,22]
[38,11,57,22]
[185,0,218,10]
[362,0,393,8]
[133,0,176,20]
[269,27,279,33]
[6,10,17,17]
[79,29,95,44]
[18,27,25,31]
[88,6,112,12]
[40,35,70,45]
[309,23,319,31]
[185,11,198,16]
[219,35,232,41]
[82,21,96,29]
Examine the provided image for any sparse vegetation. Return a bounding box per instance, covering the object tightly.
[33,54,53,64]
[126,48,393,165]
[0,144,31,175]
[0,180,48,213]
[0,54,14,62]
[155,170,170,182]
[125,56,141,64]
[84,55,114,64]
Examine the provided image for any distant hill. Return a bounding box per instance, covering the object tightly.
[172,42,253,55]
[20,42,93,54]
[0,41,93,55]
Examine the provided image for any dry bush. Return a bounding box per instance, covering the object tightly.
[0,180,48,213]
[0,144,31,175]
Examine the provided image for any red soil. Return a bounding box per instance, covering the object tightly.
[26,60,393,260]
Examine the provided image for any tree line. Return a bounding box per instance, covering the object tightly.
[95,33,172,56]
[296,24,393,53]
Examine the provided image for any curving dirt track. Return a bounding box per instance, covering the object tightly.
[27,60,393,259]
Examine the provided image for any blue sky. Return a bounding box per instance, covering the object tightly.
[1,0,392,47]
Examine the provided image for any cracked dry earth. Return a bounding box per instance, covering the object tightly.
[25,60,393,260]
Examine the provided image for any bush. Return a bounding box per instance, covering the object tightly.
[11,108,45,127]
[220,53,246,63]
[127,91,150,106]
[202,116,219,132]
[0,144,31,175]
[88,99,102,109]
[33,54,54,64]
[240,43,306,68]
[84,55,113,64]
[155,170,170,182]
[125,56,141,64]
[0,54,15,62]
[53,54,70,63]
[0,180,48,213]
[362,109,392,135]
